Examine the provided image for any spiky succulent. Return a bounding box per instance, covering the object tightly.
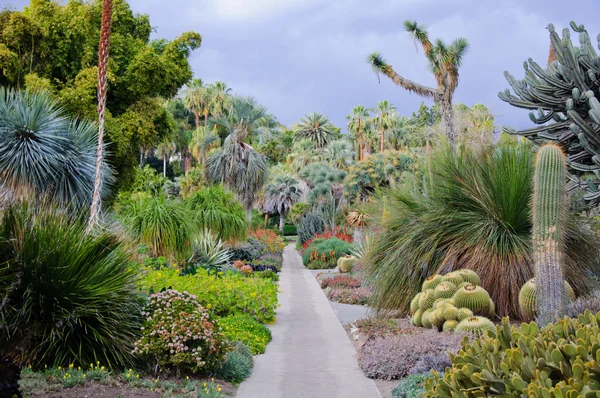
[410,293,422,314]
[456,308,474,322]
[441,272,464,287]
[422,274,443,291]
[443,320,459,332]
[419,289,436,311]
[412,308,424,327]
[442,306,459,322]
[429,308,445,330]
[456,269,481,286]
[338,256,357,273]
[421,308,434,328]
[518,278,576,322]
[455,316,496,337]
[453,284,494,317]
[434,282,457,299]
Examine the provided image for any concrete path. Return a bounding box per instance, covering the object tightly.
[236,244,380,398]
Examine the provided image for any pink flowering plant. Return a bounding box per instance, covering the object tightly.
[133,289,228,373]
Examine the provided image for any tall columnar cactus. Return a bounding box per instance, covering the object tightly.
[532,144,568,325]
[499,22,600,203]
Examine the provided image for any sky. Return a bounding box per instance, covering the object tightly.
[7,0,600,131]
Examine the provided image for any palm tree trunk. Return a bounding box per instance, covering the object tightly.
[264,213,269,229]
[87,0,113,232]
[380,128,385,153]
[193,110,200,129]
[440,98,456,148]
[163,154,167,177]
[204,108,209,130]
[279,210,285,235]
[359,132,363,161]
[139,149,143,167]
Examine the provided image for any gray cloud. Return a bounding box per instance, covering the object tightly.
[6,0,600,131]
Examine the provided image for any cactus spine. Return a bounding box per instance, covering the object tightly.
[532,144,568,325]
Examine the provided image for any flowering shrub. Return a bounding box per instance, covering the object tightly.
[250,229,285,254]
[302,227,352,250]
[326,287,372,305]
[240,265,253,276]
[219,314,272,355]
[133,290,228,373]
[320,274,362,289]
[141,268,278,323]
[233,260,245,270]
[302,237,354,269]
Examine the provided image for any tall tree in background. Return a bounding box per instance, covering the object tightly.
[374,100,397,152]
[368,20,469,148]
[88,0,112,230]
[183,78,207,129]
[347,106,371,161]
[293,112,337,148]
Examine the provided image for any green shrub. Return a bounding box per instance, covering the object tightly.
[302,237,354,269]
[219,314,273,355]
[0,203,142,369]
[297,212,325,244]
[141,268,278,323]
[215,342,253,383]
[186,185,247,241]
[424,312,600,396]
[133,289,228,373]
[392,373,428,398]
[283,224,297,236]
[228,237,265,261]
[254,270,279,282]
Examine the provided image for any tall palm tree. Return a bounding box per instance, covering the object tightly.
[88,0,113,231]
[264,175,302,234]
[156,140,176,177]
[210,96,268,141]
[346,106,371,161]
[368,20,469,148]
[293,112,336,148]
[183,78,208,129]
[374,100,397,153]
[207,81,232,124]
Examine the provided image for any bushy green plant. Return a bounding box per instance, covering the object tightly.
[141,268,278,323]
[254,270,279,282]
[215,342,253,383]
[297,212,325,244]
[186,185,247,241]
[283,224,297,236]
[0,203,142,369]
[219,314,272,354]
[392,373,428,398]
[133,290,228,373]
[302,237,354,269]
[116,193,192,260]
[424,312,600,396]
[228,237,265,261]
[288,202,310,225]
[185,229,232,275]
[362,143,600,319]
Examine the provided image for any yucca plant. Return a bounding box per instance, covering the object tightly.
[188,229,233,272]
[0,202,142,369]
[362,142,600,318]
[186,185,247,241]
[117,194,192,260]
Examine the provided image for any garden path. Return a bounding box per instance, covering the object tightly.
[236,244,380,398]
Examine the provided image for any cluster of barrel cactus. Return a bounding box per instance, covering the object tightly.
[499,22,600,203]
[410,270,495,336]
[519,278,576,322]
[424,311,600,396]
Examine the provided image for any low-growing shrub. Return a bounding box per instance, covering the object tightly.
[320,274,362,289]
[301,226,353,250]
[302,237,354,269]
[392,373,428,398]
[250,229,285,254]
[142,268,278,323]
[219,314,272,355]
[327,287,371,305]
[283,224,297,236]
[353,318,400,336]
[133,290,228,373]
[409,353,451,375]
[566,291,600,318]
[254,270,280,282]
[228,238,265,261]
[215,342,253,384]
[357,328,465,380]
[250,263,279,273]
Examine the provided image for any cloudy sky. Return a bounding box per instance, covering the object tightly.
[9,0,600,131]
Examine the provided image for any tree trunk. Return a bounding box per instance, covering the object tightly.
[359,132,363,161]
[204,109,209,130]
[163,154,167,177]
[380,128,385,153]
[139,150,143,167]
[87,0,113,233]
[194,110,200,129]
[264,213,269,229]
[441,98,456,148]
[279,210,285,235]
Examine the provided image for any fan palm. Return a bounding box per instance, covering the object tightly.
[264,174,302,234]
[362,142,600,319]
[156,140,176,177]
[207,81,232,122]
[88,0,113,230]
[183,78,209,129]
[375,100,397,152]
[324,139,355,169]
[0,88,111,208]
[210,96,268,141]
[293,112,336,148]
[347,106,371,161]
[368,20,469,148]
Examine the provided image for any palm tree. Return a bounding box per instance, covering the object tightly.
[207,81,232,124]
[368,20,469,148]
[156,140,176,177]
[346,106,371,161]
[324,140,354,169]
[88,0,113,230]
[374,100,397,152]
[264,175,302,234]
[210,96,268,141]
[183,78,208,129]
[293,112,336,148]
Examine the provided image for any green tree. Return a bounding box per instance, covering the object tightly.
[264,175,302,234]
[368,20,469,148]
[293,112,337,148]
[347,105,371,161]
[183,78,208,129]
[374,100,397,153]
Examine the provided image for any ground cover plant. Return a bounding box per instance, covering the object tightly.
[219,314,272,355]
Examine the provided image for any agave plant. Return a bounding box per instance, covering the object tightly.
[188,228,233,272]
[0,88,111,208]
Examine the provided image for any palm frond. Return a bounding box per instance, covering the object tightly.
[404,20,432,55]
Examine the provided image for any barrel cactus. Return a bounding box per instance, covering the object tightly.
[443,320,458,332]
[456,308,474,322]
[422,274,443,291]
[519,278,576,322]
[455,316,496,337]
[453,284,494,317]
[338,255,357,273]
[434,282,457,299]
[419,289,436,311]
[442,305,459,321]
[421,308,434,328]
[410,293,422,314]
[411,308,424,327]
[429,308,445,330]
[456,269,481,286]
[441,272,464,287]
